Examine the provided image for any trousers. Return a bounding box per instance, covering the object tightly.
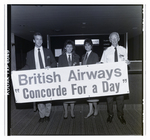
[38,102,51,118]
[107,95,124,117]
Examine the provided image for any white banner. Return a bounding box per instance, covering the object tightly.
[11,62,129,103]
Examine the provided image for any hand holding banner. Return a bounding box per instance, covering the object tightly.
[11,62,129,103]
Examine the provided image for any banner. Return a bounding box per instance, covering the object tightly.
[11,62,129,103]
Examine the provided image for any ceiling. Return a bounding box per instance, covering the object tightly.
[11,5,143,42]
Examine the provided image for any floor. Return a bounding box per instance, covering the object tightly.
[9,97,143,135]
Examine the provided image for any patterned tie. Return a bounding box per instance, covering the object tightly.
[38,49,44,68]
[114,47,118,62]
[83,53,88,65]
[68,55,72,66]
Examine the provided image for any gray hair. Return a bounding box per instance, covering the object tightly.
[109,32,120,42]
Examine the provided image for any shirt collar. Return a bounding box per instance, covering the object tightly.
[35,46,43,51]
[66,52,72,56]
[111,45,119,49]
[86,50,92,55]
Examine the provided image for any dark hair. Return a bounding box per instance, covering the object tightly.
[84,38,93,49]
[33,32,43,39]
[63,40,75,53]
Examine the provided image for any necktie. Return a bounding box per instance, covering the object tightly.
[83,53,88,65]
[114,47,118,62]
[68,55,72,66]
[38,49,44,68]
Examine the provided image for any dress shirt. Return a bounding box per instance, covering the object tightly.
[100,45,127,63]
[34,46,46,69]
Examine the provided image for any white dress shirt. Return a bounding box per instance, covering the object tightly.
[100,45,127,63]
[34,46,46,69]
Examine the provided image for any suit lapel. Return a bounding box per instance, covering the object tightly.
[86,52,92,63]
[64,54,69,66]
[72,54,75,64]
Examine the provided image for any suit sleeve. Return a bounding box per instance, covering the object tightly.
[49,50,57,67]
[94,53,99,63]
[21,52,30,70]
[74,54,80,65]
[81,55,84,64]
[91,53,99,64]
[58,55,63,67]
[76,55,80,65]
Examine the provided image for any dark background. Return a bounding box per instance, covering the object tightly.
[10,5,143,106]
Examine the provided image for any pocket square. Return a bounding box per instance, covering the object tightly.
[47,56,50,59]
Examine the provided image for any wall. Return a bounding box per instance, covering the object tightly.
[15,36,34,70]
[14,34,143,105]
[128,33,143,60]
[50,34,125,62]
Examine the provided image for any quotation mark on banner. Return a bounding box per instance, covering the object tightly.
[15,89,19,93]
[122,79,127,83]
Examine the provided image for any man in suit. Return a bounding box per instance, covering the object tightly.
[22,32,57,123]
[82,38,99,118]
[100,32,130,124]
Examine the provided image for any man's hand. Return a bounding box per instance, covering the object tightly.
[73,62,77,66]
[96,62,103,64]
[125,60,130,65]
[45,66,51,70]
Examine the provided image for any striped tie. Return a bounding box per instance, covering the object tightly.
[38,49,44,68]
[68,55,72,66]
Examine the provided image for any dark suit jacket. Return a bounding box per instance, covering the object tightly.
[22,47,57,70]
[58,53,80,67]
[82,51,99,65]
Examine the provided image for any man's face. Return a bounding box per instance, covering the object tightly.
[33,35,43,48]
[110,34,119,47]
[65,44,73,53]
[84,43,92,52]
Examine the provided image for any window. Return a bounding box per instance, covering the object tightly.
[75,39,99,45]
